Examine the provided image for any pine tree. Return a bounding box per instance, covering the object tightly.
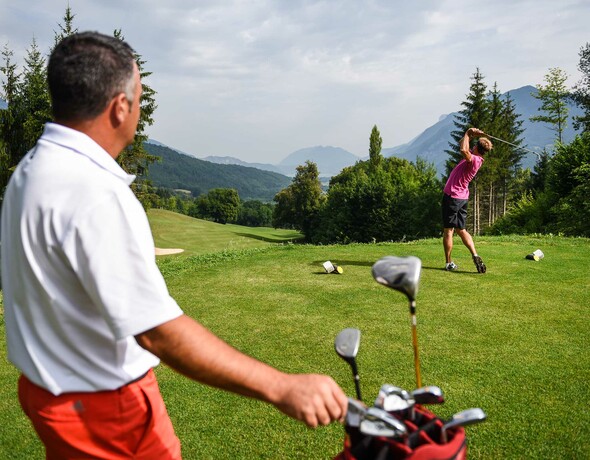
[0,45,23,196]
[20,38,52,151]
[0,38,51,196]
[368,124,383,172]
[113,29,159,209]
[530,67,569,144]
[53,5,78,47]
[570,43,590,134]
[479,85,526,221]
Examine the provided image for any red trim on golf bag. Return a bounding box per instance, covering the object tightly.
[334,405,467,460]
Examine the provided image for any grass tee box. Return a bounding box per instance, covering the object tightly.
[0,211,589,459]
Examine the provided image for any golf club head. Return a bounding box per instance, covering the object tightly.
[335,328,362,400]
[441,408,487,443]
[335,328,360,364]
[360,407,408,439]
[372,256,422,301]
[411,386,445,405]
[346,398,367,428]
[375,385,414,412]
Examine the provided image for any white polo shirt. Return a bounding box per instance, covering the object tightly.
[0,123,183,395]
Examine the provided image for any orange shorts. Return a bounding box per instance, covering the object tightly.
[18,369,181,460]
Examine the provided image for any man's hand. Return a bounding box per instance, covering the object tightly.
[271,374,348,428]
[136,315,348,428]
[467,128,485,137]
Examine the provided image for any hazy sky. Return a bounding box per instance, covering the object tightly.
[1,1,588,163]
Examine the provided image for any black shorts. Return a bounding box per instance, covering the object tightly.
[442,194,468,229]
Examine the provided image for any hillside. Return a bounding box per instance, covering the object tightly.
[203,156,283,174]
[143,143,291,201]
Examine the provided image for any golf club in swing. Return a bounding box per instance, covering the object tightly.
[372,256,423,388]
[334,328,363,401]
[482,133,542,160]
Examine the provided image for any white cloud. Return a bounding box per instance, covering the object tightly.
[1,0,588,161]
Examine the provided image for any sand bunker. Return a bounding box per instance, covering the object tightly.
[155,247,185,256]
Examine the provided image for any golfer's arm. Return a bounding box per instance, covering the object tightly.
[460,131,473,161]
[135,314,287,405]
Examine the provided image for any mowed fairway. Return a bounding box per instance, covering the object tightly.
[148,208,303,255]
[0,211,588,459]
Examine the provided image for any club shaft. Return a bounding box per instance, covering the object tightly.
[354,376,362,402]
[409,301,422,388]
[484,134,541,158]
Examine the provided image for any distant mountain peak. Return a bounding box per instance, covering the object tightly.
[278,145,360,176]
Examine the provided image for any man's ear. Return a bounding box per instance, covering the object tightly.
[111,93,129,126]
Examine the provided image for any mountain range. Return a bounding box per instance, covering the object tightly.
[201,85,583,176]
[1,85,584,200]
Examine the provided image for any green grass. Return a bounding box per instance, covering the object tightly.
[1,213,589,459]
[148,209,303,255]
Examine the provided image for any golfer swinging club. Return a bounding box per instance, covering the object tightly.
[0,32,347,459]
[442,127,493,273]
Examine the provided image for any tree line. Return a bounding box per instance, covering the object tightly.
[273,44,590,241]
[0,7,158,208]
[150,187,274,227]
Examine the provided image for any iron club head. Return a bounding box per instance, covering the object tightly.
[335,328,362,401]
[441,408,487,443]
[374,384,414,412]
[346,398,367,428]
[360,407,408,439]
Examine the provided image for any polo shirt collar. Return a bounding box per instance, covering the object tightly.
[40,122,137,186]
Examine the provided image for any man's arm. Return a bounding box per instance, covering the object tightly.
[135,314,348,428]
[459,128,485,162]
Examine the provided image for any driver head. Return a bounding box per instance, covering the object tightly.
[372,256,422,301]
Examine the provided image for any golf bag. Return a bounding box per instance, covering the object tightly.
[334,405,467,460]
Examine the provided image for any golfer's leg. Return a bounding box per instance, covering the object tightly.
[443,228,454,263]
[456,228,477,256]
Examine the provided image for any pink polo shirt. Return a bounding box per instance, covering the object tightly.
[443,155,484,200]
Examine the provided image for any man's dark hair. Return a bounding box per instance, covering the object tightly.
[48,31,136,121]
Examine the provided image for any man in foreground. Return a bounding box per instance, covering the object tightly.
[442,127,493,273]
[0,32,347,459]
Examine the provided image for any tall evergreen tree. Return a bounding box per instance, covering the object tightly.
[0,38,52,199]
[530,67,570,144]
[445,68,489,175]
[113,29,159,209]
[0,45,22,197]
[482,88,525,221]
[368,124,383,172]
[570,43,590,134]
[52,5,78,47]
[20,38,52,151]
